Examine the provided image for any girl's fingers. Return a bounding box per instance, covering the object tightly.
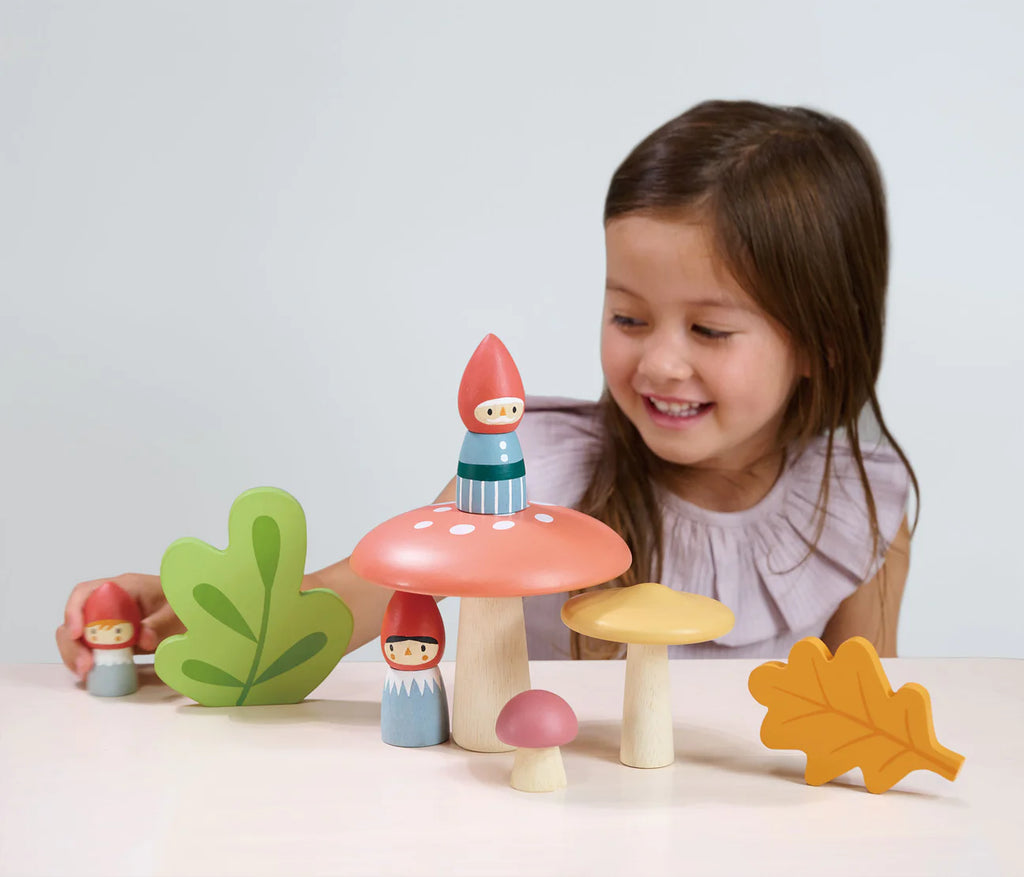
[60,573,174,669]
[63,578,107,640]
[74,649,92,679]
[137,602,184,653]
[55,624,92,679]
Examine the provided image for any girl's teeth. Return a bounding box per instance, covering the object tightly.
[650,398,705,416]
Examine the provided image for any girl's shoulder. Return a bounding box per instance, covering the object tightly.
[517,395,603,507]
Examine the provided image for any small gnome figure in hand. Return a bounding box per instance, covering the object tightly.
[380,592,449,747]
[82,581,141,696]
[456,334,527,515]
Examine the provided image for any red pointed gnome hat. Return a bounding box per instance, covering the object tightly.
[457,334,525,433]
[83,581,142,649]
[380,592,445,670]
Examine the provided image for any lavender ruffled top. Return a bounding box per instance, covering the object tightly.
[519,397,910,659]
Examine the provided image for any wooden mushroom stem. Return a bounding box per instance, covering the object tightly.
[452,595,531,752]
[510,746,566,792]
[621,642,673,769]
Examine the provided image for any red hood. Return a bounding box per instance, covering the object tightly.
[381,592,445,670]
[457,334,525,433]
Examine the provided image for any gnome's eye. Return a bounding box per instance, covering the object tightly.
[512,406,517,414]
[115,627,122,635]
[389,644,394,651]
[421,644,426,652]
[487,408,493,416]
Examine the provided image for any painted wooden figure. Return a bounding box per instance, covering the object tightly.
[456,334,527,515]
[82,581,142,697]
[380,592,450,747]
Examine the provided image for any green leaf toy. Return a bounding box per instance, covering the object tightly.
[155,487,353,706]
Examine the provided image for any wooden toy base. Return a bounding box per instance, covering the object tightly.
[621,642,673,768]
[510,746,567,792]
[451,595,530,752]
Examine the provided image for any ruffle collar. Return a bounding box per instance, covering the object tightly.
[655,435,910,647]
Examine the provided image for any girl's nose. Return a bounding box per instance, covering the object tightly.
[637,334,694,384]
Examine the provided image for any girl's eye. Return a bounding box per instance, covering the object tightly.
[693,325,732,340]
[611,314,645,328]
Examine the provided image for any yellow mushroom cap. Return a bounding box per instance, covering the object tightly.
[560,582,735,645]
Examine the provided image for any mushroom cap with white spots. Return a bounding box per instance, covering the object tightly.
[560,582,735,645]
[351,502,631,598]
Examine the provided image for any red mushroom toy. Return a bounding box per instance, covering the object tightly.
[351,334,631,753]
[352,500,629,751]
[495,689,578,792]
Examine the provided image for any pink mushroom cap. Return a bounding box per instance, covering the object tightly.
[495,689,578,749]
[351,501,631,598]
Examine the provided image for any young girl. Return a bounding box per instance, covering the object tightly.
[56,99,915,677]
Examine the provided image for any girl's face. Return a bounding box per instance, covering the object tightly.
[601,214,804,477]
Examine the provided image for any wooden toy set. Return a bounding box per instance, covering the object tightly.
[81,334,964,796]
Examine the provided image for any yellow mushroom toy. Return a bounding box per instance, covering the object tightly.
[561,582,735,769]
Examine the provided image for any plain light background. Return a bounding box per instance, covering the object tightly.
[3,2,1022,664]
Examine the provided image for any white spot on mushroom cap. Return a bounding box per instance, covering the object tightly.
[449,524,475,535]
[414,521,433,530]
[433,506,453,513]
[535,513,554,523]
[493,520,515,530]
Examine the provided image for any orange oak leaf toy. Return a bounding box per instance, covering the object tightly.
[748,636,965,794]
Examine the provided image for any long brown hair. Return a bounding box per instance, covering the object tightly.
[572,100,919,659]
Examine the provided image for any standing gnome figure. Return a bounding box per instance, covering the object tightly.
[456,334,527,515]
[380,592,450,747]
[82,580,141,697]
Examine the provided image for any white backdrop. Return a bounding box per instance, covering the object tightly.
[3,2,1022,663]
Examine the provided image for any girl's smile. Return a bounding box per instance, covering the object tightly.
[601,214,806,507]
[644,395,714,428]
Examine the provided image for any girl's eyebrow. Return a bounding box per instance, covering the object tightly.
[605,279,748,311]
[605,280,639,296]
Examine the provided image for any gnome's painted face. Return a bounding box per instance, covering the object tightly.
[85,621,136,647]
[384,636,441,668]
[381,593,446,670]
[473,397,524,428]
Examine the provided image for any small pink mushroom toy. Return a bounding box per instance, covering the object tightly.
[495,689,578,793]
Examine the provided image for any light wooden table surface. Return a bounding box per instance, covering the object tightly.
[1,658,1020,876]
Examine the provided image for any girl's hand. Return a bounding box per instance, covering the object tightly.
[55,573,184,681]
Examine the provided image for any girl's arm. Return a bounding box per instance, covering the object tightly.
[821,516,911,657]
[303,478,458,654]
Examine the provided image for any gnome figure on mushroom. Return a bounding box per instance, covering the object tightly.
[82,580,141,697]
[380,592,450,748]
[352,333,631,753]
[456,335,527,516]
